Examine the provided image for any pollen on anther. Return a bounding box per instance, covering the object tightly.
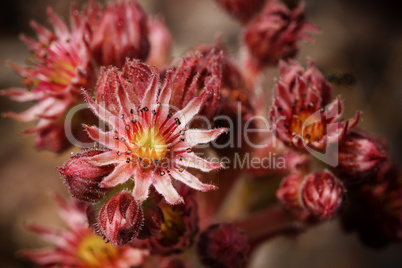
[179,156,183,161]
[137,157,143,162]
[113,136,118,140]
[166,168,170,173]
[131,119,137,123]
[157,102,162,107]
[175,118,181,125]
[125,125,130,131]
[121,114,125,119]
[130,109,134,114]
[121,137,126,142]
[126,149,132,154]
[152,110,156,116]
[126,158,131,163]
[117,151,122,156]
[179,130,185,135]
[160,171,165,176]
[180,138,185,142]
[179,167,185,172]
[186,148,192,153]
[167,112,173,118]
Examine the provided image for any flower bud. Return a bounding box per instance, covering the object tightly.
[92,0,150,68]
[58,150,114,202]
[171,44,222,119]
[197,223,249,268]
[243,1,318,67]
[300,170,345,219]
[146,17,172,67]
[337,131,387,183]
[214,0,265,23]
[276,173,303,209]
[98,192,143,247]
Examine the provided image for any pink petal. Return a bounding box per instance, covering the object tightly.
[47,7,70,40]
[152,175,183,204]
[167,89,209,131]
[100,163,133,188]
[325,96,344,122]
[25,224,67,248]
[156,69,173,122]
[3,97,54,122]
[133,169,154,202]
[117,76,138,118]
[83,90,125,134]
[170,169,218,192]
[0,88,43,102]
[274,80,293,118]
[84,125,127,152]
[19,248,78,266]
[87,150,121,166]
[348,110,362,129]
[183,128,228,147]
[140,67,160,109]
[29,21,53,41]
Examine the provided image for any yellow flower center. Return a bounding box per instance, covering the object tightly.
[77,234,118,267]
[159,204,186,246]
[131,127,169,165]
[289,110,325,142]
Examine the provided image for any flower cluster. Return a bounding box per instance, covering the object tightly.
[3,0,402,267]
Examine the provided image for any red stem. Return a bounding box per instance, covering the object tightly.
[233,204,302,253]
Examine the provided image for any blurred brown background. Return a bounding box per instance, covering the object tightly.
[0,0,402,267]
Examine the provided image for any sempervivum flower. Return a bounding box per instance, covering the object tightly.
[20,194,148,267]
[197,223,249,268]
[92,0,150,68]
[1,3,99,152]
[242,1,319,68]
[279,59,332,106]
[270,75,361,152]
[75,60,226,205]
[214,0,265,23]
[131,185,199,255]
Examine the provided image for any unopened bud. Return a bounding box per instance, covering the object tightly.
[98,192,143,247]
[276,173,303,209]
[243,1,318,67]
[337,131,387,183]
[197,223,249,268]
[300,170,345,219]
[92,0,150,68]
[58,150,113,202]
